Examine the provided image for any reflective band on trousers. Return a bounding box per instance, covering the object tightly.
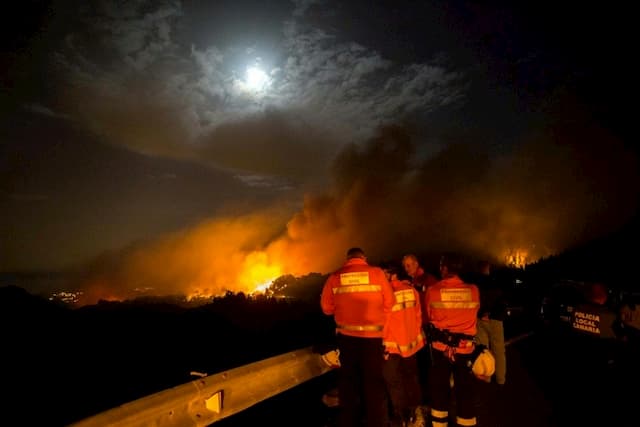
[431,409,448,418]
[337,324,383,332]
[333,284,382,294]
[429,301,479,309]
[391,300,416,312]
[431,408,448,427]
[457,416,477,426]
[384,331,425,352]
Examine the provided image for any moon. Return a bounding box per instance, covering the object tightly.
[245,66,269,91]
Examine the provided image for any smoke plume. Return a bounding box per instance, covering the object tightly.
[76,120,638,304]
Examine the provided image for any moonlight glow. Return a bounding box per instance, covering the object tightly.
[245,66,269,91]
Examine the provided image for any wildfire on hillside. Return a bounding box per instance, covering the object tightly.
[504,249,529,269]
[74,124,637,306]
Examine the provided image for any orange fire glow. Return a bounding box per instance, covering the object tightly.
[239,251,282,294]
[75,123,634,305]
[504,249,529,268]
[76,278,126,305]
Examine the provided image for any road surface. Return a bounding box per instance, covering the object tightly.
[215,326,638,427]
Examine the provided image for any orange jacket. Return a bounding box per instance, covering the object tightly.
[321,258,395,338]
[425,275,479,354]
[383,279,426,357]
[411,268,439,325]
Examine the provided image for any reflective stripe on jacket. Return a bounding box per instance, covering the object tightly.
[321,258,395,338]
[383,280,425,357]
[425,276,479,354]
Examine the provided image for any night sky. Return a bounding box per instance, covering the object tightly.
[1,1,637,300]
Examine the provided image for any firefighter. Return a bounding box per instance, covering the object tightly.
[321,247,395,427]
[402,254,439,295]
[424,253,480,427]
[402,253,438,411]
[382,265,427,427]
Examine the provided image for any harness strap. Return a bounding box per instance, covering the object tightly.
[427,324,474,346]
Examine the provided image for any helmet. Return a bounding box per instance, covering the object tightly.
[320,349,341,368]
[471,346,495,379]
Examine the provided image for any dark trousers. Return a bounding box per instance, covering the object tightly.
[428,348,478,422]
[415,344,431,405]
[383,353,422,423]
[336,333,387,427]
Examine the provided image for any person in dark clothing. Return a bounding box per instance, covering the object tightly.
[565,282,625,425]
[473,261,507,385]
[569,283,620,365]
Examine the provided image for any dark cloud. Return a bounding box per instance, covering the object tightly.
[39,0,464,186]
[196,108,337,186]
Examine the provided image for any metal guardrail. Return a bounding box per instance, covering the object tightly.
[505,331,535,346]
[70,331,535,427]
[69,347,333,427]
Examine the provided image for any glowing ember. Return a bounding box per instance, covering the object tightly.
[252,280,274,295]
